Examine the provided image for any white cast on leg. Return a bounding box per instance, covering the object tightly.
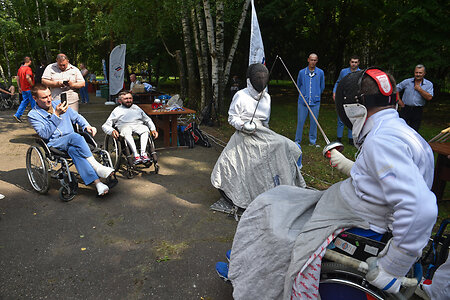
[86,156,114,178]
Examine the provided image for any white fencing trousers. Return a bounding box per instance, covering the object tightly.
[119,124,150,156]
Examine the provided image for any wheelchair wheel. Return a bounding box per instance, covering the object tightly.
[146,136,159,172]
[26,146,50,194]
[104,134,122,170]
[320,262,400,300]
[59,172,78,202]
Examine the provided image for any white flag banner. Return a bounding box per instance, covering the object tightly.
[109,44,126,95]
[249,0,265,66]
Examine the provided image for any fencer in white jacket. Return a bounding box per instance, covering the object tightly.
[331,68,437,293]
[228,77,271,131]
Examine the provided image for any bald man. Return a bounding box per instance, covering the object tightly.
[42,53,85,111]
[295,53,325,147]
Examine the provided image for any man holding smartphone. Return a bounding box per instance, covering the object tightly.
[42,53,85,111]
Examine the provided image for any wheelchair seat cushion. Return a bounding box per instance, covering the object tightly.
[49,147,71,158]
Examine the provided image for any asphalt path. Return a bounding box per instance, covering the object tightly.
[0,96,236,299]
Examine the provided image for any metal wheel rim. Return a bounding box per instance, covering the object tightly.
[26,146,49,193]
[104,135,121,170]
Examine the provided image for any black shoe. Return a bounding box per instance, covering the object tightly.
[348,138,354,145]
[337,137,342,143]
[13,115,22,123]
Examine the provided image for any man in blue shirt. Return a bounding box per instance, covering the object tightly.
[396,64,433,131]
[28,84,115,196]
[295,53,325,147]
[332,55,360,145]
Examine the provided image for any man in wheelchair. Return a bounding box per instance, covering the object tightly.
[221,68,438,299]
[28,84,115,196]
[102,91,158,165]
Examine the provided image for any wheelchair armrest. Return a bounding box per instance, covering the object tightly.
[79,130,99,149]
[34,136,52,157]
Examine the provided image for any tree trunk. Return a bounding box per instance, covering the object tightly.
[181,0,197,104]
[161,38,186,100]
[2,39,12,85]
[191,6,207,112]
[175,50,187,100]
[0,64,7,85]
[35,0,50,62]
[223,0,251,86]
[202,0,219,120]
[195,1,211,112]
[215,0,224,114]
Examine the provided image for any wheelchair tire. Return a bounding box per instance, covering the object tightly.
[104,134,122,171]
[26,146,50,194]
[59,172,78,202]
[320,262,402,300]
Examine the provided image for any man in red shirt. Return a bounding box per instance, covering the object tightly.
[14,56,35,122]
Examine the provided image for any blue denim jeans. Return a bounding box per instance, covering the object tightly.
[14,90,35,118]
[79,81,89,103]
[337,115,352,139]
[295,102,320,145]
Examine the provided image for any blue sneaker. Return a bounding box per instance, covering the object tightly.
[215,262,230,282]
[226,249,231,262]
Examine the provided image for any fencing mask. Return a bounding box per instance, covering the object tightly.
[246,63,269,93]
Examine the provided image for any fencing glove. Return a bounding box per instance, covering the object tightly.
[242,121,257,134]
[329,149,353,176]
[366,239,417,294]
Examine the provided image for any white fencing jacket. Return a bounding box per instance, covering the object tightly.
[102,104,156,135]
[228,79,271,131]
[341,108,437,274]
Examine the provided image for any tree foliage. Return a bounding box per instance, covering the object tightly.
[0,0,447,115]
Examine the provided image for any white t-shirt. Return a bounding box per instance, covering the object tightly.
[42,63,84,104]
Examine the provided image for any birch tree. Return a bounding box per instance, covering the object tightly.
[181,0,197,102]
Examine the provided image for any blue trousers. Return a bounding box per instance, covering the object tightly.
[337,116,352,139]
[295,102,320,145]
[15,90,35,118]
[48,133,98,185]
[79,81,89,103]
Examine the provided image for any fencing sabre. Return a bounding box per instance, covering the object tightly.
[242,56,280,133]
[277,56,343,156]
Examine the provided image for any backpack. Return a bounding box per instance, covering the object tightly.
[177,125,194,148]
[184,122,211,147]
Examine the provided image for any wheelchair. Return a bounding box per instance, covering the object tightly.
[0,92,18,110]
[25,130,115,202]
[319,230,423,300]
[103,130,159,179]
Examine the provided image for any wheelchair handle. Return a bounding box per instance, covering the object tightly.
[324,249,419,287]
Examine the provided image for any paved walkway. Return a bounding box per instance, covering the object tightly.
[0,96,235,299]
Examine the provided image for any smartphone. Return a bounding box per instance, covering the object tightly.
[61,93,67,105]
[63,80,69,86]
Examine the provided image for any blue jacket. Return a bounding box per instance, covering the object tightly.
[297,66,325,106]
[333,67,360,93]
[28,100,90,146]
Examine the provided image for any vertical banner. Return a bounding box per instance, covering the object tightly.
[249,0,265,66]
[102,59,108,83]
[109,44,126,95]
